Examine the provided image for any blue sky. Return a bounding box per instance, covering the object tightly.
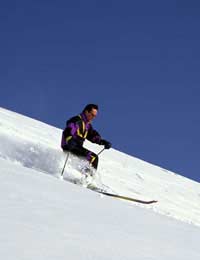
[1,0,200,182]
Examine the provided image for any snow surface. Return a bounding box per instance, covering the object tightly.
[0,107,200,260]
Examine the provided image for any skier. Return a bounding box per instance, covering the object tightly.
[61,104,111,171]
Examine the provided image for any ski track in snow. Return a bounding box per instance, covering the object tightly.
[1,107,200,227]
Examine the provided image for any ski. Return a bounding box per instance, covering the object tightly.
[92,189,158,204]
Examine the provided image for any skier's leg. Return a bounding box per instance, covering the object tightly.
[70,146,98,170]
[86,151,98,169]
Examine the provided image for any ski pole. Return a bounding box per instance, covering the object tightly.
[60,151,70,177]
[94,147,106,184]
[97,147,105,156]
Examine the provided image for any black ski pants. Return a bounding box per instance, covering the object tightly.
[63,145,98,169]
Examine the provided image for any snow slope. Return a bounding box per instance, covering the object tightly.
[0,107,200,259]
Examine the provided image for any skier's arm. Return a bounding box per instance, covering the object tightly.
[87,125,111,149]
[86,125,101,144]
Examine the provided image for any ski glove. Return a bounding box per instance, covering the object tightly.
[100,139,112,149]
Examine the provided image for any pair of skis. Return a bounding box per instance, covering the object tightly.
[63,173,158,205]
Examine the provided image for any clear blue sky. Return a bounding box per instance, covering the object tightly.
[1,0,200,182]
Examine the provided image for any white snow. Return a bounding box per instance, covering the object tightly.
[0,107,200,260]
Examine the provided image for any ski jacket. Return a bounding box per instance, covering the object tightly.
[61,112,101,150]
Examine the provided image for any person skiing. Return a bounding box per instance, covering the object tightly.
[61,104,111,171]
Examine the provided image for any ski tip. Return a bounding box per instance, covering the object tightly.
[150,200,158,204]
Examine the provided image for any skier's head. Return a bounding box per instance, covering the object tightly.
[83,104,98,122]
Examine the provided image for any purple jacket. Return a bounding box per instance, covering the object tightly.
[61,112,101,150]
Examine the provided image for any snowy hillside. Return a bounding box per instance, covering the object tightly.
[1,107,200,260]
